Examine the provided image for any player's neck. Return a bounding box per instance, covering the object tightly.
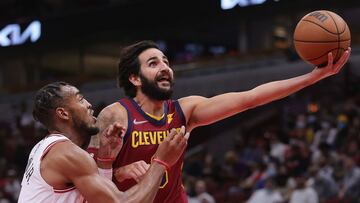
[134,93,164,117]
[49,127,87,148]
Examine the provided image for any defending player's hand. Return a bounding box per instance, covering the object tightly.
[154,126,190,167]
[114,160,150,183]
[98,122,125,160]
[313,47,351,78]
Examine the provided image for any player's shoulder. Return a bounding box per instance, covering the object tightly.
[47,141,96,174]
[44,141,99,181]
[49,141,91,163]
[100,102,127,118]
[96,102,128,130]
[178,95,207,108]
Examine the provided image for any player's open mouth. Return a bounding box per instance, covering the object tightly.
[158,77,170,82]
[156,74,172,86]
[89,110,97,121]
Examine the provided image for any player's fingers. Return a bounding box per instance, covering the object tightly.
[327,52,333,67]
[166,128,177,141]
[184,132,190,140]
[119,126,126,139]
[129,171,140,182]
[178,133,189,148]
[106,124,114,137]
[112,123,125,138]
[144,163,150,170]
[132,167,145,178]
[336,48,351,68]
[172,131,183,144]
[138,162,149,174]
[179,125,185,136]
[137,160,149,170]
[177,138,186,150]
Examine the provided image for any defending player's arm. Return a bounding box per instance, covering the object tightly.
[45,127,189,203]
[43,142,121,203]
[180,49,351,131]
[59,145,166,203]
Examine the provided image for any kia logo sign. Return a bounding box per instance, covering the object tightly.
[221,0,267,10]
[0,20,41,47]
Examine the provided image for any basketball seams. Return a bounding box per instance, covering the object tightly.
[326,11,347,34]
[301,20,338,35]
[325,11,341,60]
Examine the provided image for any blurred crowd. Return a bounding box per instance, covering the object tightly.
[0,80,360,203]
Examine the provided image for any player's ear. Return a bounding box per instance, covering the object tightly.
[55,107,70,120]
[129,74,141,87]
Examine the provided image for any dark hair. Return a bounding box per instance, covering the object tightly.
[117,40,159,97]
[32,81,70,129]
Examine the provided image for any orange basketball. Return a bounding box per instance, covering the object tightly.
[293,10,351,66]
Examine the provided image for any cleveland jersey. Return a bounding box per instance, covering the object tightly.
[113,98,187,203]
[18,134,85,203]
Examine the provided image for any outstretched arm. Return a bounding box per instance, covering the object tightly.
[180,49,351,131]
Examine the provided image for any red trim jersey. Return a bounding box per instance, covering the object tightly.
[113,98,188,203]
[18,135,86,203]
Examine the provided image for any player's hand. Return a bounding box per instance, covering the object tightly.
[97,122,125,160]
[153,126,190,167]
[114,161,150,183]
[314,47,351,78]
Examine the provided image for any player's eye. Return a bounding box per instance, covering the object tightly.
[149,61,157,67]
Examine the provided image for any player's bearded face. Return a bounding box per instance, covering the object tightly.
[139,71,174,101]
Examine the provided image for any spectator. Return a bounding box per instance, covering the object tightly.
[3,169,20,202]
[289,174,318,203]
[247,177,284,203]
[339,155,360,201]
[189,179,216,203]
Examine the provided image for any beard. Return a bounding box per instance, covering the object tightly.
[71,110,99,137]
[139,72,174,101]
[70,109,100,150]
[72,115,99,149]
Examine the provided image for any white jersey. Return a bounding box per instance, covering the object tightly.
[18,134,86,203]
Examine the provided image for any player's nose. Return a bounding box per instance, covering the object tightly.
[84,99,92,109]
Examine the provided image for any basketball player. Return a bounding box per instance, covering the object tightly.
[18,81,189,203]
[90,41,351,202]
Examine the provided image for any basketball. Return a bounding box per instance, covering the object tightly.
[293,10,351,66]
